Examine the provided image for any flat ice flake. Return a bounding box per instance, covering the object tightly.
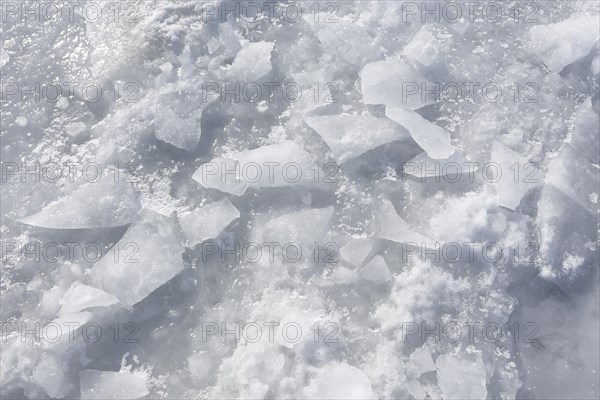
[435,354,487,400]
[359,255,392,285]
[386,107,455,159]
[18,174,140,229]
[403,27,441,67]
[91,210,184,306]
[376,199,435,247]
[31,354,73,398]
[58,281,119,315]
[302,363,377,400]
[526,13,600,72]
[404,151,476,178]
[491,141,540,210]
[339,238,374,268]
[409,346,435,372]
[304,115,411,164]
[546,144,599,214]
[192,157,249,196]
[153,89,217,151]
[570,98,600,164]
[229,42,274,81]
[360,56,434,109]
[79,370,149,400]
[178,198,240,245]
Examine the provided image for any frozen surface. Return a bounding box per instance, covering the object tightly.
[79,370,149,400]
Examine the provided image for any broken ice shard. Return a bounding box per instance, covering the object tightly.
[58,281,119,316]
[79,370,149,400]
[178,198,240,246]
[229,42,274,81]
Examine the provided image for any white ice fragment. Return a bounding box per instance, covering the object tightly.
[65,122,87,140]
[91,210,184,306]
[229,42,274,81]
[403,27,440,67]
[435,354,487,400]
[0,46,9,67]
[386,107,455,159]
[491,141,540,210]
[192,157,248,196]
[79,370,149,400]
[410,345,435,372]
[404,151,476,178]
[153,89,217,151]
[360,255,392,285]
[44,311,93,348]
[59,281,119,315]
[302,363,377,400]
[526,13,600,72]
[339,238,374,268]
[304,115,411,164]
[32,354,73,398]
[18,174,140,229]
[376,199,435,246]
[360,56,434,109]
[570,98,600,164]
[546,144,598,214]
[178,198,240,245]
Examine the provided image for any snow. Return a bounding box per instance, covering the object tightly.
[79,370,149,400]
[178,198,240,245]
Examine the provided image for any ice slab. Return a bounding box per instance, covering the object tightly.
[570,98,600,164]
[339,238,374,268]
[59,282,119,316]
[359,255,392,285]
[491,141,541,210]
[360,56,434,109]
[386,107,455,159]
[403,27,440,67]
[18,174,140,229]
[192,157,249,196]
[302,363,377,399]
[527,13,600,72]
[32,354,73,398]
[546,144,598,214]
[409,346,435,372]
[91,210,184,306]
[79,370,149,400]
[435,354,487,400]
[229,42,274,81]
[403,151,477,179]
[376,199,435,247]
[178,198,240,245]
[304,115,411,164]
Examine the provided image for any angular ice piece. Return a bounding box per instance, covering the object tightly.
[404,151,477,178]
[65,122,87,140]
[339,238,374,268]
[59,281,119,315]
[44,311,93,348]
[376,199,435,247]
[0,46,9,67]
[403,27,440,67]
[546,144,598,214]
[302,363,377,400]
[360,56,434,109]
[259,207,334,251]
[491,141,541,210]
[304,16,381,65]
[527,13,600,72]
[91,210,184,306]
[178,198,240,245]
[79,370,149,400]
[435,354,487,400]
[570,98,600,164]
[32,354,73,398]
[18,174,140,229]
[304,115,411,164]
[386,107,454,159]
[192,157,248,196]
[360,255,392,285]
[153,89,217,151]
[229,42,274,81]
[410,346,435,372]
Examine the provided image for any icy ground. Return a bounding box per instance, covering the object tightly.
[1,1,599,399]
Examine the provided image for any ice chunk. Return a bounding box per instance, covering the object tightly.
[79,370,149,400]
[403,151,477,178]
[376,199,435,246]
[339,238,374,268]
[360,255,392,285]
[570,98,600,164]
[32,354,73,398]
[526,13,600,72]
[91,210,184,306]
[304,115,411,164]
[58,281,119,315]
[491,141,541,210]
[0,46,9,67]
[302,363,377,399]
[409,346,435,372]
[435,354,487,399]
[192,157,249,196]
[153,89,217,151]
[18,174,140,229]
[360,56,434,109]
[403,27,440,67]
[386,107,455,159]
[546,144,598,214]
[229,42,274,81]
[178,198,240,245]
[65,122,87,140]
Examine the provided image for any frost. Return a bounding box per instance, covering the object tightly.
[79,370,149,400]
[304,115,411,164]
[178,198,240,245]
[386,107,454,159]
